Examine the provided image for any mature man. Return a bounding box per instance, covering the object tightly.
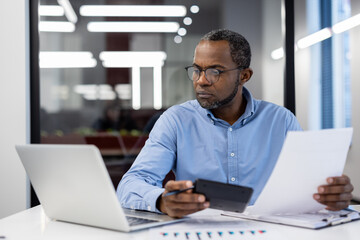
[117,29,353,218]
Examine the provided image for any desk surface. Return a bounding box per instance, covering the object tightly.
[1,205,360,240]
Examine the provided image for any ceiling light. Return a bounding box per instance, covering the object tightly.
[174,35,182,44]
[270,12,360,60]
[190,5,200,14]
[132,67,141,110]
[115,84,131,100]
[39,51,97,68]
[297,28,332,49]
[271,47,284,60]
[153,65,163,110]
[99,51,167,68]
[75,84,116,100]
[80,5,186,17]
[332,13,360,34]
[88,21,179,33]
[183,17,192,25]
[178,28,187,36]
[99,52,166,110]
[39,21,75,32]
[39,5,64,16]
[57,0,77,23]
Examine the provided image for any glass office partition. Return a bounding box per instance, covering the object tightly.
[37,0,284,186]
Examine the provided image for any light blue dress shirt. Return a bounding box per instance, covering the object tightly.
[117,87,302,213]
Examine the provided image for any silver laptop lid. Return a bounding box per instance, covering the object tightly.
[16,144,131,232]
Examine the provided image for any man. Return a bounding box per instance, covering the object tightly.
[117,29,353,218]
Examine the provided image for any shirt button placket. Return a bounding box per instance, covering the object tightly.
[228,127,237,184]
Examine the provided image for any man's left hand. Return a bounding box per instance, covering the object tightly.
[313,174,354,211]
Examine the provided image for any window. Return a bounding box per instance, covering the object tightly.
[308,0,351,129]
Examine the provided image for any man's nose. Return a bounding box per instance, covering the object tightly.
[196,71,211,85]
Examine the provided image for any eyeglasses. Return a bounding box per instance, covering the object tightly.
[185,66,243,84]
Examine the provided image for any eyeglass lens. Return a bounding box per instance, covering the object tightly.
[187,67,219,83]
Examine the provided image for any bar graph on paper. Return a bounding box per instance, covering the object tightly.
[149,229,283,240]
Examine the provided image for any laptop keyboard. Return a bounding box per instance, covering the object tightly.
[126,216,159,226]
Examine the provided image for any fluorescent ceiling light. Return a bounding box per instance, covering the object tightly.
[57,0,77,23]
[74,84,97,94]
[99,51,166,110]
[270,12,360,60]
[132,67,141,110]
[88,21,179,33]
[80,5,186,17]
[39,5,64,16]
[332,13,360,34]
[297,28,332,49]
[40,51,97,68]
[83,92,116,100]
[39,21,75,32]
[271,47,284,60]
[115,84,131,100]
[153,66,162,110]
[99,51,167,68]
[75,84,116,100]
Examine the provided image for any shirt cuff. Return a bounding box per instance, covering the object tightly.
[144,187,165,213]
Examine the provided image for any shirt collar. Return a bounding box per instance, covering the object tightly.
[203,86,255,127]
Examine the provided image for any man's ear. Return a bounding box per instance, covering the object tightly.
[240,68,253,85]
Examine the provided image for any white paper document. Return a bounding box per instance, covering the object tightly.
[248,128,353,215]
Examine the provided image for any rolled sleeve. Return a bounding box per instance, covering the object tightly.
[117,110,177,213]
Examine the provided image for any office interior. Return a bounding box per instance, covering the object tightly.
[1,0,360,219]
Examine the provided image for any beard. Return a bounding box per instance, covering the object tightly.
[197,78,240,110]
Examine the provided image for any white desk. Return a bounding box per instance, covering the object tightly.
[1,205,360,240]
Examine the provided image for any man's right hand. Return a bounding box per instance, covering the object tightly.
[158,180,210,218]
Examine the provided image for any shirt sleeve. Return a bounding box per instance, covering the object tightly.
[285,109,303,132]
[116,109,178,213]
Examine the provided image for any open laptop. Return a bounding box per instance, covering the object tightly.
[15,144,184,232]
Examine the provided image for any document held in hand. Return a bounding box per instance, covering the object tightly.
[223,128,360,229]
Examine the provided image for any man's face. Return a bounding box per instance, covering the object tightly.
[193,40,241,110]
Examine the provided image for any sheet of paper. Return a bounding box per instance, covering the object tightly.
[149,209,286,240]
[149,228,278,240]
[248,128,353,215]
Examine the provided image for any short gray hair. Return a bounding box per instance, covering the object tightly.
[201,29,251,68]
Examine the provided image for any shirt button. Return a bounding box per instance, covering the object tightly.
[231,177,236,182]
[229,127,233,132]
[230,153,235,157]
[147,205,151,211]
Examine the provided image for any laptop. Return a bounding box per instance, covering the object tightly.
[15,144,184,232]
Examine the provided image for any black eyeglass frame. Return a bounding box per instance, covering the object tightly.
[185,66,244,84]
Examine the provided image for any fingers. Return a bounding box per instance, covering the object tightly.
[166,203,210,218]
[164,180,193,192]
[314,192,353,202]
[160,180,210,218]
[313,192,352,211]
[314,175,354,211]
[317,184,354,194]
[326,175,351,185]
[324,201,351,211]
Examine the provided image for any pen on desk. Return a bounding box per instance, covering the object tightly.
[163,186,195,197]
